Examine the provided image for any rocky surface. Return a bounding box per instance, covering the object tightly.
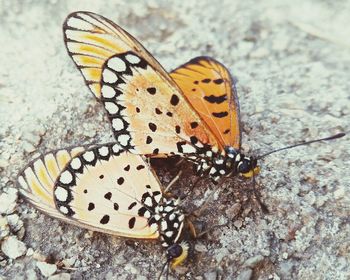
[0,0,349,279]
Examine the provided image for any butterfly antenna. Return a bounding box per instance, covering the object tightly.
[166,261,170,280]
[252,172,269,214]
[257,132,345,160]
[158,260,169,280]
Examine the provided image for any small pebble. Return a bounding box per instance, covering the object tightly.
[26,248,34,256]
[237,269,253,280]
[194,243,208,253]
[244,255,264,267]
[7,214,23,232]
[0,188,18,214]
[204,270,217,280]
[0,217,10,240]
[1,236,27,259]
[233,219,243,229]
[37,261,57,277]
[48,273,71,280]
[23,141,36,153]
[249,47,269,58]
[225,203,241,218]
[334,186,345,199]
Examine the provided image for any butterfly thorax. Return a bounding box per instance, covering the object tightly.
[187,146,258,181]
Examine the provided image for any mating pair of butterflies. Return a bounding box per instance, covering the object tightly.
[18,11,259,271]
[18,11,344,274]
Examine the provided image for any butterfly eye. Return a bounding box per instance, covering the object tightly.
[167,244,183,260]
[238,159,252,174]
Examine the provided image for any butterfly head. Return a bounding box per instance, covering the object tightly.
[225,147,260,178]
[237,156,260,178]
[166,241,189,268]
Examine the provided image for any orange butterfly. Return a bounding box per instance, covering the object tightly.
[63,11,258,183]
[63,11,345,183]
[17,143,189,271]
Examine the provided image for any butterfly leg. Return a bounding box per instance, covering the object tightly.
[164,170,183,194]
[250,175,269,214]
[185,215,228,240]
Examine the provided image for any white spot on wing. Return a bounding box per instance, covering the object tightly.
[104,102,119,114]
[112,144,122,153]
[55,187,68,201]
[125,54,141,64]
[118,134,131,146]
[144,211,151,218]
[101,85,116,98]
[108,57,126,72]
[112,118,125,131]
[83,151,95,162]
[70,158,82,170]
[59,171,73,184]
[102,69,118,83]
[59,205,69,214]
[150,223,158,231]
[144,197,152,207]
[165,231,173,237]
[98,146,109,157]
[181,144,197,153]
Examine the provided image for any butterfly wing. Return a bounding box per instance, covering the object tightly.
[170,57,241,149]
[64,11,174,100]
[17,143,162,239]
[63,12,222,157]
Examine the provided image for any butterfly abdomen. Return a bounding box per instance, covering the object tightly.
[152,198,185,248]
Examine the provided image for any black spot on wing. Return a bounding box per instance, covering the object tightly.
[88,203,95,211]
[104,192,112,200]
[117,177,125,185]
[136,165,145,170]
[204,94,227,104]
[190,122,199,129]
[212,111,228,118]
[129,217,136,229]
[100,215,110,224]
[213,78,224,84]
[170,95,180,106]
[128,202,137,210]
[147,87,156,95]
[148,123,157,132]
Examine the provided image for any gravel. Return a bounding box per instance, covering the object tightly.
[1,0,349,279]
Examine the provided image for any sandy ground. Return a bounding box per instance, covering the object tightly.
[1,0,349,279]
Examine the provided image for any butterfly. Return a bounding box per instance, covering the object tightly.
[17,143,189,271]
[63,11,260,183]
